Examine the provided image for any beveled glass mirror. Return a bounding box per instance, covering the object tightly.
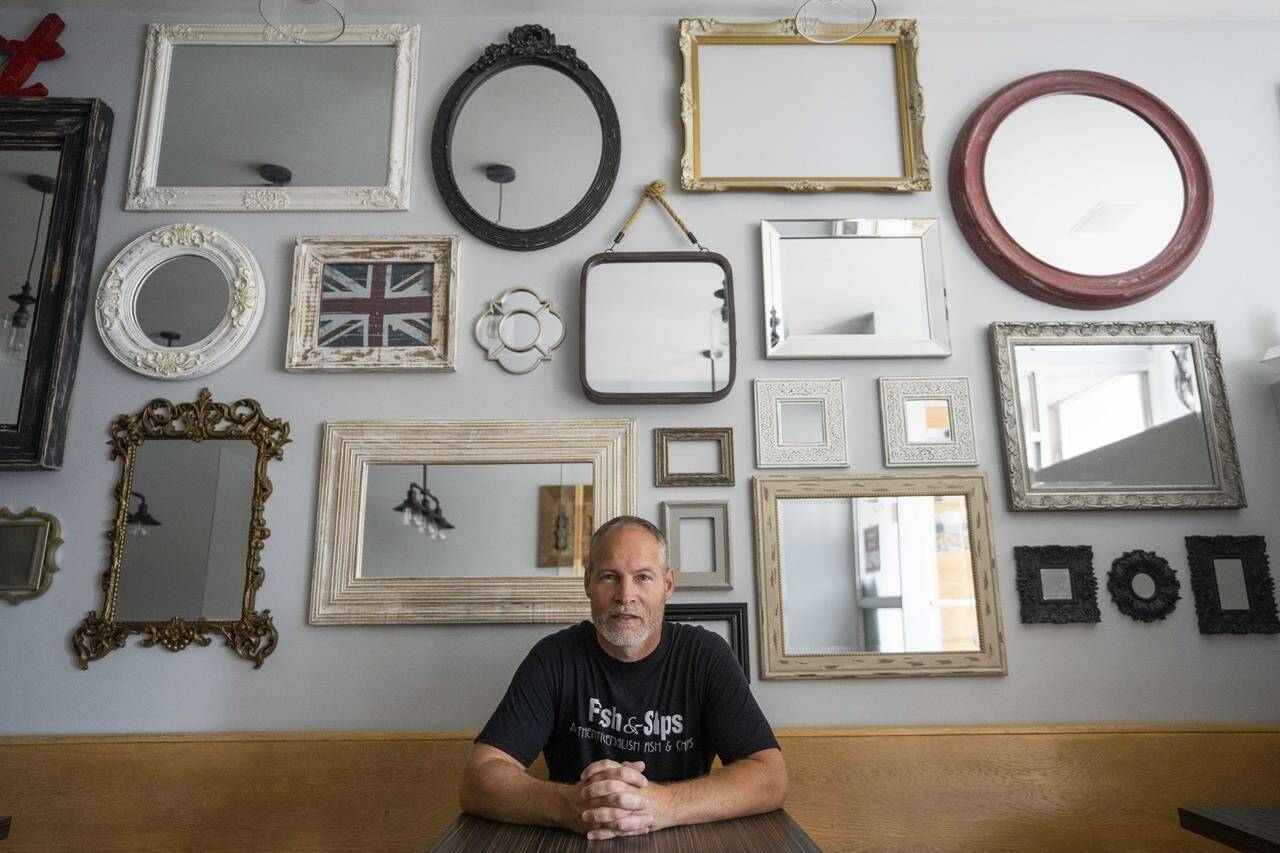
[580,252,735,403]
[73,389,289,668]
[126,23,419,211]
[753,474,1005,678]
[432,25,620,251]
[991,321,1244,510]
[309,418,635,624]
[0,507,63,605]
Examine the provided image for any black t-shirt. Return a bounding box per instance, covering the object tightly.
[476,621,779,784]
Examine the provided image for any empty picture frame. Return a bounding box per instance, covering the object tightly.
[762,219,950,358]
[879,377,978,467]
[664,602,750,680]
[1185,535,1279,635]
[678,18,929,191]
[654,427,734,486]
[754,378,848,468]
[1013,545,1100,624]
[661,501,731,590]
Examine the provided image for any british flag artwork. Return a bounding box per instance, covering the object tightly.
[317,262,435,349]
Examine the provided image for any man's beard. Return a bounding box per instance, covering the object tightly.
[594,606,663,650]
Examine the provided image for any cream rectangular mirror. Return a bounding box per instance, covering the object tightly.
[762,219,949,358]
[126,24,418,211]
[679,18,928,191]
[310,419,635,624]
[991,322,1244,510]
[753,474,1005,679]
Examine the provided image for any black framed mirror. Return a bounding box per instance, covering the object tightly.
[1014,545,1101,625]
[430,25,620,251]
[1107,549,1180,622]
[0,98,112,469]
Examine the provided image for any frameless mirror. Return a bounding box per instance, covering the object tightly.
[1039,567,1074,601]
[1212,558,1250,611]
[135,256,230,348]
[1131,572,1157,600]
[360,461,594,578]
[581,252,735,403]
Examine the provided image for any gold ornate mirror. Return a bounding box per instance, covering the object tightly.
[0,507,63,604]
[73,388,289,668]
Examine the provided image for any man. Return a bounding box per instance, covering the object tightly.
[459,515,787,840]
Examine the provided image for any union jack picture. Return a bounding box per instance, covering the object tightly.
[317,262,435,349]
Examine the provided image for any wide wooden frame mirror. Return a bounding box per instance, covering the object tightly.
[72,389,289,669]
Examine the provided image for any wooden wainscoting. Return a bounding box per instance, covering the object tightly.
[1,725,1278,851]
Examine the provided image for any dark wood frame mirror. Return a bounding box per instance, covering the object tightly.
[1185,535,1280,635]
[0,98,112,469]
[430,24,621,251]
[72,389,290,669]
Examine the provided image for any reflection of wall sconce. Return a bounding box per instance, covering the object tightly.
[474,287,565,375]
[125,491,161,537]
[392,465,454,540]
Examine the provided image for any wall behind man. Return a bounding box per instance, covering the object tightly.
[1,8,1278,735]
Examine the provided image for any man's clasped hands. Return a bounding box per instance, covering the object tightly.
[568,758,675,841]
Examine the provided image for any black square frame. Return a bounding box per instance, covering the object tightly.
[664,602,750,682]
[1185,535,1280,635]
[1014,545,1100,624]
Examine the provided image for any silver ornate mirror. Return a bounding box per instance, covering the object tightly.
[474,287,565,375]
[991,322,1244,510]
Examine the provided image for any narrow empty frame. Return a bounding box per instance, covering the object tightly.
[754,378,848,468]
[661,501,731,590]
[654,427,733,486]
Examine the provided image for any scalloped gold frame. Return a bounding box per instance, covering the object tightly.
[0,507,63,605]
[72,388,290,669]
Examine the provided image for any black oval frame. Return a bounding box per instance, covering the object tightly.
[1107,549,1180,622]
[430,25,621,252]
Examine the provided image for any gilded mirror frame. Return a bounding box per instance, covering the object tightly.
[125,23,419,211]
[72,388,290,669]
[678,18,929,192]
[309,419,636,624]
[753,474,1006,679]
[990,321,1244,511]
[0,507,63,605]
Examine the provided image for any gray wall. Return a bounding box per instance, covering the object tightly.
[1,9,1278,735]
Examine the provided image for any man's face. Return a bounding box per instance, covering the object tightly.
[584,524,675,657]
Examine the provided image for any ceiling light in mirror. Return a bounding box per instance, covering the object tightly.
[259,0,347,44]
[134,256,230,349]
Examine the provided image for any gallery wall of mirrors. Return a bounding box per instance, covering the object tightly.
[6,10,1277,687]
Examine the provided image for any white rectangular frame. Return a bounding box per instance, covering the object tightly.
[660,501,731,590]
[126,23,419,211]
[762,218,950,358]
[754,378,848,468]
[879,376,979,467]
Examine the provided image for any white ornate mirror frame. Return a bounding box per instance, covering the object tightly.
[125,23,419,211]
[309,419,636,624]
[95,223,265,379]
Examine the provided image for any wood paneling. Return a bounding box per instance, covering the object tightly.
[1,725,1276,852]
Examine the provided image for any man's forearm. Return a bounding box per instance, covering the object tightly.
[459,758,575,829]
[656,752,788,829]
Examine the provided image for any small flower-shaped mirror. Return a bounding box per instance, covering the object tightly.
[474,287,565,374]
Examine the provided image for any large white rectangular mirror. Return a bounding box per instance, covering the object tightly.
[762,219,949,358]
[126,24,418,211]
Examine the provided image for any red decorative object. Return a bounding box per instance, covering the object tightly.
[949,69,1213,310]
[0,14,66,97]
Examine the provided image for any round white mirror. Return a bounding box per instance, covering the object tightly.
[135,256,230,348]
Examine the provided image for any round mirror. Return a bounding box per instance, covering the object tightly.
[950,70,1211,309]
[135,256,230,347]
[1131,572,1157,600]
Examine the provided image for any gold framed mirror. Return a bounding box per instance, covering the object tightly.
[0,507,63,605]
[72,388,289,669]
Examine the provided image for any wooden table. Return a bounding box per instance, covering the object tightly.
[1179,805,1280,852]
[429,810,820,852]
[0,816,9,840]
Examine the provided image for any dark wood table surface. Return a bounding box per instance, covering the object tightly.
[1178,805,1280,852]
[0,815,9,840]
[429,810,820,852]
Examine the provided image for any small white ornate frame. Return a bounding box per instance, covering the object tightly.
[474,287,566,375]
[660,500,731,590]
[95,223,265,380]
[879,376,979,467]
[125,23,419,211]
[0,507,63,605]
[754,378,848,468]
[678,18,929,192]
[309,419,636,624]
[285,235,459,372]
[753,474,1006,679]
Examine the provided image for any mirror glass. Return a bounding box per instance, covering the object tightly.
[777,400,826,446]
[0,522,43,588]
[360,461,595,578]
[135,256,230,348]
[450,64,601,229]
[0,148,61,425]
[778,494,979,654]
[985,94,1184,276]
[904,398,952,444]
[1131,572,1156,599]
[1039,567,1074,601]
[1213,558,1251,610]
[1013,342,1213,489]
[157,45,395,187]
[113,439,258,622]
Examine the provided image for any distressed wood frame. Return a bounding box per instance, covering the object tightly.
[660,500,731,590]
[664,602,749,681]
[653,427,734,486]
[284,235,459,372]
[125,23,419,211]
[678,18,929,192]
[753,474,1006,679]
[309,419,636,624]
[0,507,63,605]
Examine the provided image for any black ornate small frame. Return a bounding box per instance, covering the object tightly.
[1013,545,1100,624]
[1107,549,1180,622]
[1185,535,1280,635]
[430,25,621,251]
[664,602,750,682]
[654,427,734,487]
[72,388,290,669]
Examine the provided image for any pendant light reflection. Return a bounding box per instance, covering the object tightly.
[3,174,55,359]
[485,164,516,225]
[126,491,162,537]
[794,0,878,44]
[259,0,347,44]
[392,464,455,540]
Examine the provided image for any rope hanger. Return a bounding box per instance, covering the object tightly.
[608,180,709,251]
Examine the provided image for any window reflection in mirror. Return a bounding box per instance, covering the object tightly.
[1013,342,1213,489]
[1213,558,1251,610]
[903,398,952,444]
[0,148,61,425]
[113,440,257,622]
[359,461,594,578]
[134,256,229,349]
[778,494,979,655]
